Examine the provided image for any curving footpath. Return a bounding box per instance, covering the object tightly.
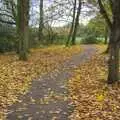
[6,45,97,120]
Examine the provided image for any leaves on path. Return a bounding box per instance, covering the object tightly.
[29,90,68,105]
[68,46,120,120]
[0,45,81,119]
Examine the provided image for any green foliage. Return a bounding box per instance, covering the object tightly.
[81,34,102,44]
[0,24,17,53]
[82,34,97,44]
[77,15,107,44]
[29,28,39,48]
[0,36,17,53]
[53,34,67,45]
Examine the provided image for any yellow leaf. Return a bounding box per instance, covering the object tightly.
[96,94,105,102]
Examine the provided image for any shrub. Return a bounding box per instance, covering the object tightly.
[81,34,102,44]
[0,36,17,53]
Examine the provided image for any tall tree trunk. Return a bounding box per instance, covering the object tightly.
[39,0,44,41]
[66,0,76,46]
[71,0,81,45]
[98,0,120,84]
[17,0,29,60]
[107,1,120,83]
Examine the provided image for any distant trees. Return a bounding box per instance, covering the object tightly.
[0,0,30,60]
[76,19,106,44]
[0,0,17,52]
[71,0,82,45]
[0,0,16,25]
[66,0,82,46]
[66,0,77,46]
[86,15,107,43]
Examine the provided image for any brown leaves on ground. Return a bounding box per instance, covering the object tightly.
[68,46,120,120]
[0,45,81,119]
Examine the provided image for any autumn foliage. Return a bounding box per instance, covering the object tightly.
[68,47,120,120]
[0,45,81,118]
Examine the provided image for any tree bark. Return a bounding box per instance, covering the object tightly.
[108,43,119,84]
[107,0,120,83]
[71,0,81,45]
[66,0,76,46]
[17,0,29,60]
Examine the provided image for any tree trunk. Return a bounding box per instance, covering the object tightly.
[98,0,120,84]
[17,0,29,60]
[66,0,76,46]
[107,43,119,84]
[71,0,81,45]
[39,0,44,41]
[107,1,120,83]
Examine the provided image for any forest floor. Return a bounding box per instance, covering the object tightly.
[0,45,82,119]
[0,45,120,120]
[68,45,120,120]
[5,45,96,120]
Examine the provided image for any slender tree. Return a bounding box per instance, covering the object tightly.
[66,0,77,46]
[71,0,82,45]
[39,0,44,41]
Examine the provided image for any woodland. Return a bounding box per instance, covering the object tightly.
[0,0,120,119]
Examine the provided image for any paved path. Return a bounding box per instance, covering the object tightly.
[6,46,97,120]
